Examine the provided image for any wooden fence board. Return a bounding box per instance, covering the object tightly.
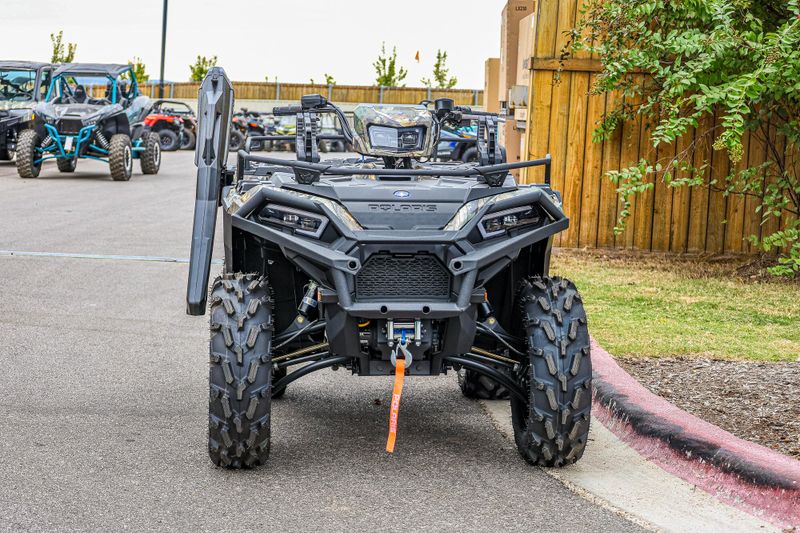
[562,72,591,247]
[669,129,696,253]
[725,132,750,252]
[597,91,623,248]
[578,77,606,247]
[705,111,730,253]
[651,138,677,251]
[633,115,656,251]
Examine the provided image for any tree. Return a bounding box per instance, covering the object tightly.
[373,43,407,87]
[128,57,149,82]
[189,55,218,82]
[571,0,800,276]
[324,73,336,86]
[421,49,458,89]
[50,31,76,63]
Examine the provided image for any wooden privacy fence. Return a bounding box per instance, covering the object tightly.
[521,0,794,254]
[134,81,482,106]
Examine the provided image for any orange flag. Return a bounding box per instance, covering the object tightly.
[415,51,420,63]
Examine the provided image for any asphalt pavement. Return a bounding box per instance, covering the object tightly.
[0,152,645,532]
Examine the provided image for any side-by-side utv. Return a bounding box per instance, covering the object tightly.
[186,68,592,469]
[16,63,160,180]
[0,61,53,161]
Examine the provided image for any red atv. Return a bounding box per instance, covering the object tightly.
[144,100,198,151]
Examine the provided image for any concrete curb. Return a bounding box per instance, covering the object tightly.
[590,338,800,529]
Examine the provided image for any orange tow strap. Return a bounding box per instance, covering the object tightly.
[385,357,406,453]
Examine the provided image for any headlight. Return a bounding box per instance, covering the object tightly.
[278,189,363,231]
[443,189,538,231]
[368,125,423,151]
[479,206,542,238]
[258,204,328,238]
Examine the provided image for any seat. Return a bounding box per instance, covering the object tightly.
[73,85,87,104]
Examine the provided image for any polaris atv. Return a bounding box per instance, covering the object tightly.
[145,99,196,151]
[187,68,592,469]
[0,61,53,161]
[16,63,160,180]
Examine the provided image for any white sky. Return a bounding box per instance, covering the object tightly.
[1,0,507,89]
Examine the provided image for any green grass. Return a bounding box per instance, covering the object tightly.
[550,250,800,362]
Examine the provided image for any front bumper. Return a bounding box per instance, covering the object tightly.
[224,184,568,320]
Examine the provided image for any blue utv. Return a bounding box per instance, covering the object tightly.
[16,63,160,180]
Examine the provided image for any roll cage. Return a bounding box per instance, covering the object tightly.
[45,63,140,106]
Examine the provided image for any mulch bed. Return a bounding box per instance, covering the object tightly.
[616,357,800,459]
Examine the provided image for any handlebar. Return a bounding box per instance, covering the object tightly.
[272,105,303,116]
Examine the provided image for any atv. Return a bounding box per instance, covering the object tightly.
[145,99,196,151]
[0,61,54,161]
[16,63,160,180]
[234,108,273,151]
[187,68,592,469]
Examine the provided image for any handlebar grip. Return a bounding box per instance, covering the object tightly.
[272,106,302,115]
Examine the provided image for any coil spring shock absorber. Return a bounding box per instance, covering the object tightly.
[94,130,110,150]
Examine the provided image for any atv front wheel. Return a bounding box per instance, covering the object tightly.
[208,273,274,469]
[158,129,180,151]
[56,157,76,173]
[458,368,509,400]
[511,276,592,467]
[229,130,245,152]
[16,129,41,178]
[109,134,133,181]
[180,129,196,150]
[140,132,161,175]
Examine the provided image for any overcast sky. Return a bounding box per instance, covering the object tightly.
[1,0,507,88]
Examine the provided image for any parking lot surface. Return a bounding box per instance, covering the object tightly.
[0,153,644,532]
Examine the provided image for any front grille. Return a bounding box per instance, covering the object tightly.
[355,254,451,301]
[58,119,83,136]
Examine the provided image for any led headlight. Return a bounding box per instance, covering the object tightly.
[443,189,539,231]
[368,125,423,151]
[259,204,328,238]
[277,189,363,231]
[478,206,542,238]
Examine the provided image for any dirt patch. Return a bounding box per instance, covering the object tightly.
[616,356,800,459]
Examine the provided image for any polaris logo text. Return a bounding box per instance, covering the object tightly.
[368,204,438,212]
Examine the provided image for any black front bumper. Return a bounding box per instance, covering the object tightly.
[224,184,568,320]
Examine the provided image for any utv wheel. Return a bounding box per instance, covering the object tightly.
[56,157,77,173]
[16,129,41,178]
[229,130,245,152]
[140,132,161,174]
[208,273,274,469]
[180,129,196,150]
[158,129,180,151]
[458,368,509,400]
[511,276,592,467]
[109,134,133,181]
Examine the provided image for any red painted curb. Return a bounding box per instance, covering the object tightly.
[590,338,800,529]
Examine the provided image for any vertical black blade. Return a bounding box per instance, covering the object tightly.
[186,67,233,315]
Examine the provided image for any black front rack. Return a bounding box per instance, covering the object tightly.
[236,149,552,187]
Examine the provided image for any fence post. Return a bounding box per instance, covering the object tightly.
[379,85,384,103]
[473,90,479,106]
[276,81,281,100]
[169,82,174,98]
[427,87,432,101]
[328,84,333,101]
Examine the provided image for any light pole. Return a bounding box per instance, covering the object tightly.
[159,0,168,98]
